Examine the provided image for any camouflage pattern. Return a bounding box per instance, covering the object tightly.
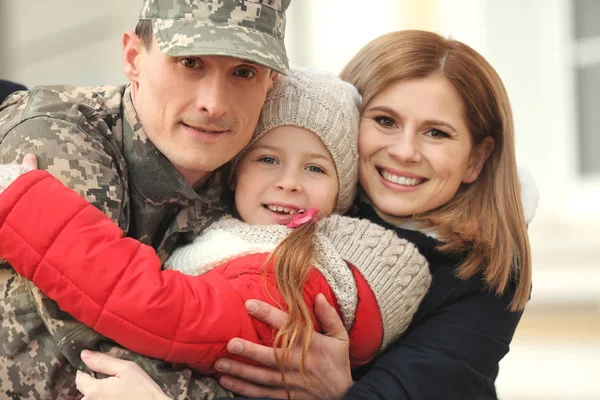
[0,85,231,399]
[141,0,291,74]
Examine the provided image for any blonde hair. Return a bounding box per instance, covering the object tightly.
[340,30,531,311]
[266,221,317,393]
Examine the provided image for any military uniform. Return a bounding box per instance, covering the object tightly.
[0,0,291,397]
[0,85,230,399]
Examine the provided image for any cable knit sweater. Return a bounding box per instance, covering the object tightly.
[0,170,432,374]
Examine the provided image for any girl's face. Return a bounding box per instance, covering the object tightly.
[233,126,339,225]
[358,75,492,217]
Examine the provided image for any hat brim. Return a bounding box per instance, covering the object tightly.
[152,19,289,75]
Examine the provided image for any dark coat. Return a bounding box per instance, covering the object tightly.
[0,79,27,104]
[343,202,522,399]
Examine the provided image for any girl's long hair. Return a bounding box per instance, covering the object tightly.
[340,30,531,311]
[265,221,318,392]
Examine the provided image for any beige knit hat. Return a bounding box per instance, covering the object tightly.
[232,67,361,214]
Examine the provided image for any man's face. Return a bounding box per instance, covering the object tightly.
[124,34,278,188]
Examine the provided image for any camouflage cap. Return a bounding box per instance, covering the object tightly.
[140,0,290,74]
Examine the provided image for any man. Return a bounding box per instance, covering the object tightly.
[0,0,290,398]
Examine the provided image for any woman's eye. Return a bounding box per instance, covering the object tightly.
[306,165,325,174]
[180,58,200,69]
[234,68,256,79]
[374,116,396,128]
[258,156,277,165]
[425,128,450,139]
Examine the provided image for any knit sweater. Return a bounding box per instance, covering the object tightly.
[166,214,432,351]
[0,170,431,373]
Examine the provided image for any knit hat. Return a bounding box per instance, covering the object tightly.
[232,67,361,214]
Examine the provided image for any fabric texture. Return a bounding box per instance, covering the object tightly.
[0,84,228,399]
[0,79,27,104]
[318,215,431,350]
[167,214,431,352]
[0,170,383,371]
[140,0,291,74]
[0,164,32,195]
[343,200,525,400]
[0,170,432,367]
[231,67,361,213]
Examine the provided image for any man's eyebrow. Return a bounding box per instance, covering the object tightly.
[238,59,262,67]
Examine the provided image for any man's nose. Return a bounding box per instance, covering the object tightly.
[196,74,229,118]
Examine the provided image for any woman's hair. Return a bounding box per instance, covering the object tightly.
[340,30,531,311]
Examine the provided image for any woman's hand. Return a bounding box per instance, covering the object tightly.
[76,350,171,400]
[214,293,354,400]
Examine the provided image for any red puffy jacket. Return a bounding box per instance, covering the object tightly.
[0,170,382,375]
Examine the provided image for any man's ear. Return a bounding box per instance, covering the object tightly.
[269,71,279,87]
[463,136,495,184]
[123,31,143,83]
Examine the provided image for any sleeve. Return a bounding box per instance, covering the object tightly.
[344,279,522,400]
[0,117,126,224]
[0,170,261,374]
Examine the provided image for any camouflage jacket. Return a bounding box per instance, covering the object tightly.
[0,85,230,399]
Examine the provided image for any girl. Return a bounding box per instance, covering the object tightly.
[0,68,431,381]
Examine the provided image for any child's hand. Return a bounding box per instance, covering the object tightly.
[0,153,38,195]
[76,350,171,400]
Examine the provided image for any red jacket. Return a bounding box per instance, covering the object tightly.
[0,170,383,375]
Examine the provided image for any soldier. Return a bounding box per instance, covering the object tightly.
[0,0,290,398]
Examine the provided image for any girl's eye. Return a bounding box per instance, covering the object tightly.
[181,58,201,69]
[425,128,450,139]
[234,68,256,79]
[374,116,396,128]
[306,165,325,174]
[258,156,277,165]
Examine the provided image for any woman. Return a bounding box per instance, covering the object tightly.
[194,29,532,399]
[34,30,535,399]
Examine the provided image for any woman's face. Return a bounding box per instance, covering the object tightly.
[358,74,490,217]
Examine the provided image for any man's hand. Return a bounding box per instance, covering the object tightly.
[76,350,171,400]
[214,293,354,400]
[0,153,38,194]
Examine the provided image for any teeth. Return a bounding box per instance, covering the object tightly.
[266,205,298,214]
[380,170,423,186]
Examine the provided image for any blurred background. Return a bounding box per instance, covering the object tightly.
[1,0,598,398]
